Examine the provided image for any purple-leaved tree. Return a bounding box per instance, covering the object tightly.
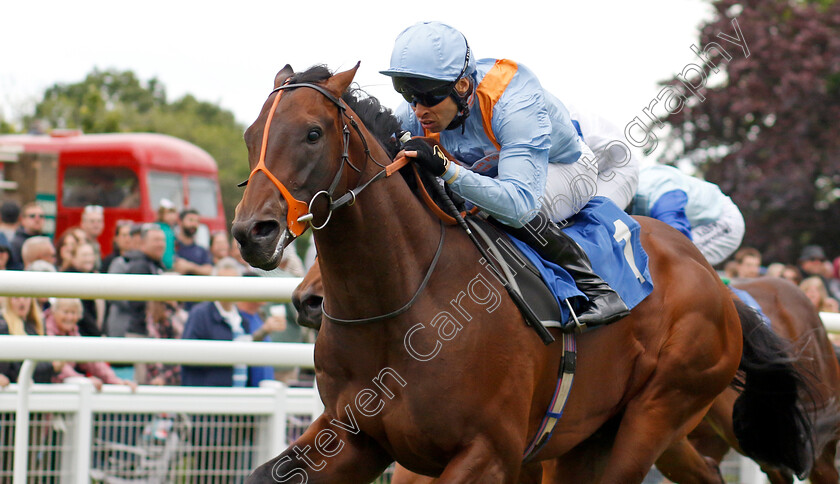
[656,0,840,263]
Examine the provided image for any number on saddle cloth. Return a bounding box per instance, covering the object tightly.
[502,197,655,331]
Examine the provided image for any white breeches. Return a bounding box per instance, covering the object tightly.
[542,139,639,221]
[542,141,598,222]
[691,198,745,265]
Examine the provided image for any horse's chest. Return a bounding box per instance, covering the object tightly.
[316,364,458,456]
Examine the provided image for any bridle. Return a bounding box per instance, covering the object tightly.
[240,79,448,326]
[238,81,409,237]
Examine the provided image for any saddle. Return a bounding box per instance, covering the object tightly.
[464,215,565,329]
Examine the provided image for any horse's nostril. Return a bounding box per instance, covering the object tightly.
[252,220,280,239]
[231,222,249,247]
[297,295,323,330]
[305,296,323,310]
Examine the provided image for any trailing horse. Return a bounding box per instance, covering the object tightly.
[682,277,840,484]
[232,64,816,483]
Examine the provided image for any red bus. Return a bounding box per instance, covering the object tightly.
[0,131,226,256]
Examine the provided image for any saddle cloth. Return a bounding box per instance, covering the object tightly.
[468,197,654,331]
[727,284,772,328]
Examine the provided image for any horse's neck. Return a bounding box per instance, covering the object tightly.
[314,162,442,318]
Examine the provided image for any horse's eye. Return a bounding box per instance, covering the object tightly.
[307,129,321,143]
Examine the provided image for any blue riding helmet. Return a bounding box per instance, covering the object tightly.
[380,21,475,82]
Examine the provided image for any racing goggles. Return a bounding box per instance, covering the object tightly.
[392,77,457,107]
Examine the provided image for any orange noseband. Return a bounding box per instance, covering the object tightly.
[242,81,413,238]
[247,86,311,237]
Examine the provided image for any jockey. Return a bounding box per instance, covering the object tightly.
[381,21,630,326]
[630,164,745,266]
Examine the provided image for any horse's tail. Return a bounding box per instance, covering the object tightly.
[731,298,816,479]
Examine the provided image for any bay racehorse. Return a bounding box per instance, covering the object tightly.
[232,64,816,483]
[294,266,840,483]
[683,277,840,484]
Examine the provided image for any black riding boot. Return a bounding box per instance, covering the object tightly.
[508,213,630,329]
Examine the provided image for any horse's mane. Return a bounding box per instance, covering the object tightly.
[289,65,403,158]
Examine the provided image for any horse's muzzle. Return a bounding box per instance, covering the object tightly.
[231,218,283,270]
[293,288,323,330]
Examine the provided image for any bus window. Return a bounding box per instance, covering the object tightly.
[148,171,184,211]
[63,167,140,208]
[187,176,219,218]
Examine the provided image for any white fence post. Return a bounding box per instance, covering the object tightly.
[312,379,325,417]
[260,380,288,462]
[821,312,840,333]
[66,377,94,483]
[0,270,301,302]
[12,360,34,484]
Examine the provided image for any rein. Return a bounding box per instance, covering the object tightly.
[238,82,409,237]
[322,219,446,325]
[241,81,481,325]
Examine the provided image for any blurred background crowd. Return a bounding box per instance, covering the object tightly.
[0,198,315,391]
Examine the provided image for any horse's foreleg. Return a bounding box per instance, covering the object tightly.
[246,413,392,483]
[391,464,436,484]
[655,437,724,484]
[807,439,840,484]
[433,436,521,484]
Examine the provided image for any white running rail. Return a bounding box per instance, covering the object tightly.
[0,270,833,483]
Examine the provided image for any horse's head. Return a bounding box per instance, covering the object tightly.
[292,259,324,330]
[231,64,360,270]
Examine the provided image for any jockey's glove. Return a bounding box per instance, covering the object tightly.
[403,139,450,177]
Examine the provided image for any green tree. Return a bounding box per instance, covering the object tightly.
[28,68,249,224]
[0,116,15,134]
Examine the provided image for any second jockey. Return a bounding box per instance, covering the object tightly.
[630,164,745,266]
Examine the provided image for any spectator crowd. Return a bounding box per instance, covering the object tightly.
[723,244,840,318]
[0,199,311,391]
[0,192,838,391]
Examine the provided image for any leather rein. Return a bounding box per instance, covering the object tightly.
[239,81,446,325]
[238,81,410,237]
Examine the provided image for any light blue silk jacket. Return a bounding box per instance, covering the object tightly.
[395,59,582,227]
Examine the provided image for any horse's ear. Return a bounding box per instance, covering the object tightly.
[274,65,295,88]
[326,61,360,95]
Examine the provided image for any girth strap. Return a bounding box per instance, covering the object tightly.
[522,333,577,462]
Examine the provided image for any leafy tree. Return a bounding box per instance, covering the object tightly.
[654,0,840,263]
[27,69,249,225]
[0,116,15,134]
